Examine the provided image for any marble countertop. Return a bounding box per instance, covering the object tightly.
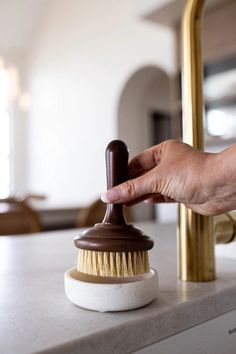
[1,222,236,354]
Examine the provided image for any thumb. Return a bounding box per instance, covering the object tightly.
[101,170,160,204]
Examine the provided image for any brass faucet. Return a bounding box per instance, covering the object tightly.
[179,0,236,281]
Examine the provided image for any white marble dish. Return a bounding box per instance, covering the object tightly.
[64,267,158,312]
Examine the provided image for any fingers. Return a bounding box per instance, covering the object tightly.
[128,143,163,178]
[101,170,160,204]
[125,194,176,206]
[100,140,182,205]
[144,194,176,204]
[125,193,156,206]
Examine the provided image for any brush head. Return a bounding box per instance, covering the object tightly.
[74,222,154,277]
[77,250,149,277]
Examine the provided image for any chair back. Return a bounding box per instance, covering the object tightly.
[0,198,41,235]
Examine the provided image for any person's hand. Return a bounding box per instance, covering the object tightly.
[101,140,236,216]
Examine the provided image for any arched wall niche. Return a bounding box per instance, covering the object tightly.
[116,65,172,221]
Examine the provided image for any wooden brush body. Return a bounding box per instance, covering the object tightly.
[74,140,154,277]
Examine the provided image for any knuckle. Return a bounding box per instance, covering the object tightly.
[152,148,161,165]
[148,172,160,194]
[164,139,179,151]
[125,180,136,199]
[150,177,158,193]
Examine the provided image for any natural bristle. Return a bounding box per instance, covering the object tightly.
[77,250,150,277]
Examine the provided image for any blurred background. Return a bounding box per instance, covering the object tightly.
[0,0,235,234]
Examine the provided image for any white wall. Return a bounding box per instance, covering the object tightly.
[26,0,176,207]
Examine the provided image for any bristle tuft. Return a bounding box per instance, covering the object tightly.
[77,250,150,277]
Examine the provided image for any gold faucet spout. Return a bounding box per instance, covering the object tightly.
[182,0,205,149]
[179,0,215,281]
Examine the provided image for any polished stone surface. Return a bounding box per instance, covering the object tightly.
[1,222,236,354]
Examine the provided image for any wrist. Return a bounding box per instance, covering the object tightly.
[203,145,236,214]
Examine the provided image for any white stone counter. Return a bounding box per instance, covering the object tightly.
[1,222,236,354]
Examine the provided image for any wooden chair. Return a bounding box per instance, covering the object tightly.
[0,195,43,235]
[77,198,132,228]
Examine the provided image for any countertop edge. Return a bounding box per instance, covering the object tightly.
[36,284,236,354]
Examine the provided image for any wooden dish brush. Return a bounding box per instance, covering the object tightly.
[74,140,154,277]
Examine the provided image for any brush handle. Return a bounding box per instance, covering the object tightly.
[75,140,154,252]
[103,140,128,225]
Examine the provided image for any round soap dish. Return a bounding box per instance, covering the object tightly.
[64,267,158,312]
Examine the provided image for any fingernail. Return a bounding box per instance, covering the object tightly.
[101,189,120,203]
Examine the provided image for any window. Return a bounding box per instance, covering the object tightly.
[204,56,236,141]
[206,108,236,138]
[0,61,11,197]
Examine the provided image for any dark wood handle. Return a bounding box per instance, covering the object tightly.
[105,140,128,189]
[103,140,128,225]
[75,140,154,252]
